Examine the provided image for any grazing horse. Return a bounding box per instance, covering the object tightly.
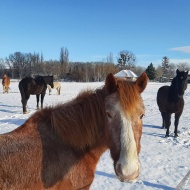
[47,82,61,95]
[19,76,54,114]
[2,74,10,93]
[0,73,148,190]
[157,69,188,137]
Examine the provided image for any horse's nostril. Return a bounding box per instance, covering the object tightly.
[116,163,123,176]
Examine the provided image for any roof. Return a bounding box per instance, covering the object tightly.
[114,70,137,78]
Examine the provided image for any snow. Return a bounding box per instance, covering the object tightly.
[0,80,190,190]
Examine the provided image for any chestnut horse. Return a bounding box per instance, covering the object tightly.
[0,73,148,190]
[157,69,188,137]
[2,74,10,93]
[19,76,54,114]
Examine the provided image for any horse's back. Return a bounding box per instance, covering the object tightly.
[53,82,61,89]
[19,77,46,95]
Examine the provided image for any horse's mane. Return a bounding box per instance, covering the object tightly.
[44,80,142,149]
[50,87,107,149]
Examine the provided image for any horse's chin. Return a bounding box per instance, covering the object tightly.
[116,174,138,183]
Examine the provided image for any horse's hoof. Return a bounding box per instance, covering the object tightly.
[174,134,179,138]
[23,111,28,114]
[165,134,169,138]
[161,126,165,129]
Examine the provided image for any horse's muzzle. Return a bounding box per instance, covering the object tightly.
[114,161,140,183]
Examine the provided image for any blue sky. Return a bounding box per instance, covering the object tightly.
[0,0,190,67]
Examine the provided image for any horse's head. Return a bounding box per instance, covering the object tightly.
[104,73,148,182]
[43,76,54,88]
[174,69,189,97]
[49,76,54,89]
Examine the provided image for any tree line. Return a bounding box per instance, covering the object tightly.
[0,48,189,82]
[145,56,190,81]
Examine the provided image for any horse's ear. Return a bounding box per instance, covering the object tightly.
[176,69,179,75]
[105,73,117,94]
[135,72,148,93]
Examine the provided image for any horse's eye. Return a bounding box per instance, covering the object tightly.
[107,112,112,118]
[140,114,144,119]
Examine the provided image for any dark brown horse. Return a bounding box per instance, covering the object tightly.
[0,73,148,190]
[157,69,189,137]
[19,76,54,114]
[2,74,10,93]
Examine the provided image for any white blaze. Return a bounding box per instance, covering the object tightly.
[117,111,139,178]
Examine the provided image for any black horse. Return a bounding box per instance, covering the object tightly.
[157,69,189,137]
[19,76,54,114]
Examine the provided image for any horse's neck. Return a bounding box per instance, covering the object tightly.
[51,89,108,150]
[169,85,182,102]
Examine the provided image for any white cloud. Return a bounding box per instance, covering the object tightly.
[170,46,190,53]
[170,58,190,64]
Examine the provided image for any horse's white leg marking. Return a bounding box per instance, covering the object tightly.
[116,112,140,181]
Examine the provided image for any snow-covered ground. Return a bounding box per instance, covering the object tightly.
[0,80,189,190]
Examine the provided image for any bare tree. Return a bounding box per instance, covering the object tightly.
[155,65,163,79]
[60,47,69,76]
[176,62,190,71]
[106,52,114,64]
[0,58,6,77]
[117,50,136,69]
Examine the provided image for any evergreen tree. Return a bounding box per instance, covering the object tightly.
[162,56,170,77]
[145,63,156,80]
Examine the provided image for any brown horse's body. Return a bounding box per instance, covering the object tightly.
[19,76,54,114]
[0,73,148,190]
[0,119,104,190]
[2,74,10,93]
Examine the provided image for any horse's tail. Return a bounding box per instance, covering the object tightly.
[18,80,27,101]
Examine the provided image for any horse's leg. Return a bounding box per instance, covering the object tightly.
[40,93,45,109]
[161,112,166,128]
[22,95,29,114]
[165,113,171,137]
[174,111,182,137]
[36,94,40,109]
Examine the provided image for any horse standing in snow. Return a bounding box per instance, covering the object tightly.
[2,74,10,93]
[0,73,148,190]
[47,82,61,95]
[157,69,188,137]
[19,75,54,114]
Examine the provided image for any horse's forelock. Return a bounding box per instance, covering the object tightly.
[117,81,142,117]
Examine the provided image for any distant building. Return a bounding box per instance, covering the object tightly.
[114,70,138,81]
